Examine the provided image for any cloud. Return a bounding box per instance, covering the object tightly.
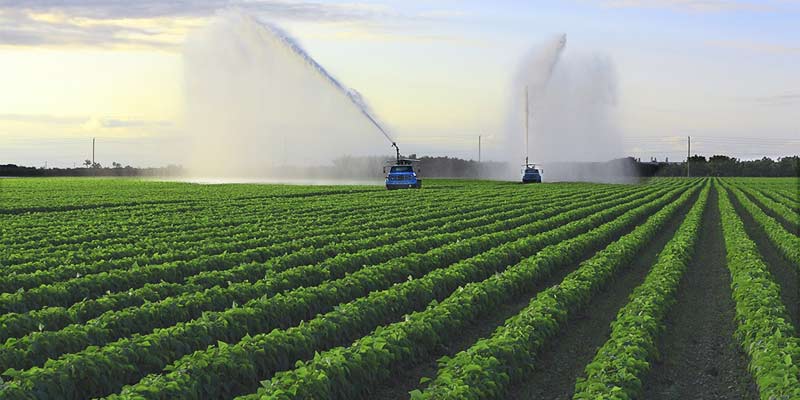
[0,9,186,48]
[705,39,800,54]
[2,0,227,20]
[81,117,172,130]
[0,113,85,124]
[325,27,489,46]
[0,113,172,128]
[590,0,787,13]
[0,1,466,48]
[1,0,399,21]
[737,92,800,106]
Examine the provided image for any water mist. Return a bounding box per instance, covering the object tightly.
[502,35,633,182]
[182,10,391,179]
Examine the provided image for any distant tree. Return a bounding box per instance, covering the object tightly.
[687,155,708,176]
[708,154,737,176]
[112,162,122,169]
[91,162,102,169]
[776,156,800,177]
[745,157,775,176]
[688,155,707,163]
[653,153,798,177]
[83,159,92,168]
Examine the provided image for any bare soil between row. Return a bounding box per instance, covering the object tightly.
[640,186,758,400]
[369,189,691,399]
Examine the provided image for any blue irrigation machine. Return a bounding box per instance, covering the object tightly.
[522,163,543,183]
[384,142,422,190]
[521,85,544,184]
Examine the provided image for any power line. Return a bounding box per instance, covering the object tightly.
[623,135,799,144]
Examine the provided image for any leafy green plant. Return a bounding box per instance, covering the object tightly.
[413,182,701,400]
[573,179,710,399]
[239,183,698,400]
[0,184,665,399]
[721,181,800,273]
[717,184,800,400]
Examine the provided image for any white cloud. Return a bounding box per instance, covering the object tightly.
[0,113,84,124]
[0,0,395,20]
[590,0,787,12]
[0,9,184,48]
[0,113,171,129]
[736,92,800,106]
[0,1,469,48]
[705,39,800,54]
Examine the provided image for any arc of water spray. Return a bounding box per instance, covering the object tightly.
[260,20,395,145]
[525,34,566,101]
[526,33,567,164]
[544,34,567,86]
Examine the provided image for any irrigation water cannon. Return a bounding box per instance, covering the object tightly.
[518,34,564,184]
[520,86,543,184]
[359,98,420,189]
[384,142,422,190]
[392,142,400,163]
[522,163,543,183]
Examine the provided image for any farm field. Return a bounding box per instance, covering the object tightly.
[0,177,797,400]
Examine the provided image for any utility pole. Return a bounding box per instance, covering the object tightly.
[477,134,483,179]
[478,135,481,163]
[92,137,96,167]
[525,86,529,166]
[687,135,691,178]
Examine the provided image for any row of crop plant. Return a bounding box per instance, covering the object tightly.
[0,185,615,340]
[222,179,789,400]
[0,188,545,295]
[0,189,567,341]
[407,183,699,400]
[0,189,552,330]
[2,186,501,274]
[2,188,507,267]
[737,184,799,230]
[0,184,681,399]
[721,182,799,271]
[507,179,797,400]
[573,180,799,400]
[0,186,611,370]
[0,178,379,213]
[716,183,800,399]
[572,180,710,398]
[106,184,691,400]
[10,178,793,400]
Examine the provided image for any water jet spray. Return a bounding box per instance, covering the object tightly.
[503,33,628,182]
[183,11,400,179]
[260,22,396,148]
[521,34,565,183]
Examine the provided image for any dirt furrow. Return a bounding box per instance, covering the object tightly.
[368,190,692,400]
[730,190,799,330]
[639,186,758,400]
[503,188,697,400]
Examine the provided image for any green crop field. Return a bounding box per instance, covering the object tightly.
[0,177,797,400]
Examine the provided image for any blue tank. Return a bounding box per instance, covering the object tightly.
[385,163,421,189]
[522,166,542,183]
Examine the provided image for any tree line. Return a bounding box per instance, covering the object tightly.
[2,154,797,179]
[0,164,183,177]
[653,155,799,177]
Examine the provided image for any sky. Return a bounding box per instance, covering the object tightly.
[0,0,798,168]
